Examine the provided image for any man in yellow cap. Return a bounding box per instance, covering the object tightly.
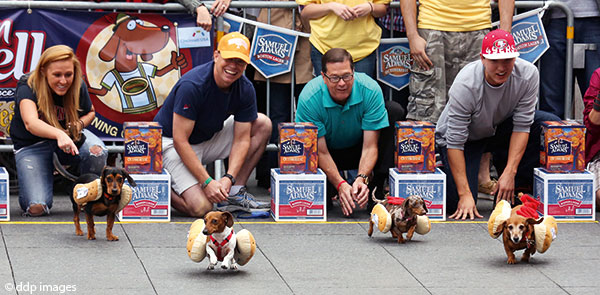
[154,32,272,217]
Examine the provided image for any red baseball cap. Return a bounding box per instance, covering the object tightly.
[481,29,520,60]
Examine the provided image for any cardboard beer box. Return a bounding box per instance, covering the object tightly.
[278,122,318,174]
[0,167,9,221]
[119,170,171,221]
[395,121,435,173]
[124,122,163,174]
[270,168,326,221]
[389,168,446,220]
[540,120,585,173]
[533,168,595,220]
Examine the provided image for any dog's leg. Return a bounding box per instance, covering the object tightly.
[73,205,83,236]
[406,225,416,241]
[206,246,217,270]
[106,213,119,241]
[504,245,517,264]
[368,218,374,237]
[522,246,535,263]
[222,240,238,270]
[391,228,405,243]
[221,250,237,270]
[85,213,96,240]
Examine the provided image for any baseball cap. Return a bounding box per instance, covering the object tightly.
[217,32,251,64]
[481,29,520,60]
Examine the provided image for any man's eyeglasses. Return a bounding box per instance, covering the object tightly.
[323,73,354,83]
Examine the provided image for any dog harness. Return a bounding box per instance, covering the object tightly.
[209,231,234,261]
[386,197,416,222]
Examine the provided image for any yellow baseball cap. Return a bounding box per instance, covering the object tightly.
[217,32,251,64]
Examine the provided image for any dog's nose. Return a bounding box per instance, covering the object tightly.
[161,25,170,32]
[512,237,521,243]
[202,229,208,235]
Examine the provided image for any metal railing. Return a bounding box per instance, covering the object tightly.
[0,1,579,153]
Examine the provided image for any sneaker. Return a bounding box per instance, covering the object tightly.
[216,187,270,213]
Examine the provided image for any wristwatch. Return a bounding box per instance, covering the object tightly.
[223,173,236,185]
[356,174,369,185]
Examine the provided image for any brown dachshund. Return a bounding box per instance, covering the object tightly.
[368,188,428,243]
[71,167,136,241]
[493,205,544,264]
[203,211,238,270]
[88,13,187,97]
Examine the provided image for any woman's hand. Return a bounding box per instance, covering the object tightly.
[57,131,78,155]
[210,0,231,17]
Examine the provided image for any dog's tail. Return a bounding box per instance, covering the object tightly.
[371,187,387,205]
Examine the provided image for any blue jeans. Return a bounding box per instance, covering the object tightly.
[539,17,600,118]
[440,110,560,214]
[310,44,377,78]
[15,129,108,213]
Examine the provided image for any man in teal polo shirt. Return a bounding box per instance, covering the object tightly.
[296,48,405,216]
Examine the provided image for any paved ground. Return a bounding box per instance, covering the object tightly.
[0,184,598,295]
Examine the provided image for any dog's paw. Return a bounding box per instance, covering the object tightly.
[107,235,119,241]
[507,257,517,264]
[75,230,83,236]
[207,264,215,270]
[230,263,238,270]
[87,234,96,240]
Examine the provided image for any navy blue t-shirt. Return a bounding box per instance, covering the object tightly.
[154,61,258,144]
[10,75,93,150]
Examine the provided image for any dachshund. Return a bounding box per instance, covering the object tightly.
[70,166,136,241]
[493,205,544,264]
[368,188,428,243]
[88,13,187,109]
[202,211,238,270]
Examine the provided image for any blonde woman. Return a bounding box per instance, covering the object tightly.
[10,45,107,216]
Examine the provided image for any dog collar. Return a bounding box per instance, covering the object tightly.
[209,231,234,261]
[103,192,114,201]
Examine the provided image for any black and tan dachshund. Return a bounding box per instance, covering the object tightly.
[70,166,136,241]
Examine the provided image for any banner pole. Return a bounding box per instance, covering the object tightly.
[174,22,181,79]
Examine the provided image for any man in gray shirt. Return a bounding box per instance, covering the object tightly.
[436,30,560,220]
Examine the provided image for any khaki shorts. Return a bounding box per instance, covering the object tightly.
[163,116,234,195]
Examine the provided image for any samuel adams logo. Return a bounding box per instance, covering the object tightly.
[380,46,412,77]
[254,34,292,66]
[125,139,149,157]
[554,183,585,208]
[548,138,571,156]
[398,138,422,156]
[285,183,318,212]
[280,139,304,157]
[512,22,543,53]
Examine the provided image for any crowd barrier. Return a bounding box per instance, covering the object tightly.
[0,0,578,158]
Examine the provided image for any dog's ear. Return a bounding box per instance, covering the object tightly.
[222,211,234,228]
[120,168,137,187]
[526,217,544,226]
[494,220,507,237]
[420,197,428,214]
[99,34,119,62]
[401,196,411,215]
[101,166,109,180]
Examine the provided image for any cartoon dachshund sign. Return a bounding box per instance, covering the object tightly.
[87,13,187,115]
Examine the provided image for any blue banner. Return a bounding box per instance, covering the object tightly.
[377,38,412,91]
[250,26,298,79]
[492,8,549,64]
[0,9,213,139]
[511,10,549,63]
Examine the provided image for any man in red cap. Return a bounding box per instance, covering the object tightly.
[154,32,272,217]
[435,29,560,220]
